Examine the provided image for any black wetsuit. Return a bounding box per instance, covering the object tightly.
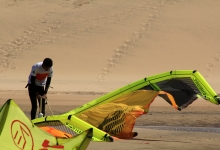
[28,76,51,120]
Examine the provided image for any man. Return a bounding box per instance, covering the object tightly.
[26,58,53,120]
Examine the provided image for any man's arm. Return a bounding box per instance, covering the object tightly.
[44,77,51,94]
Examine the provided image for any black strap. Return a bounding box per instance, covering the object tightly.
[25,83,29,88]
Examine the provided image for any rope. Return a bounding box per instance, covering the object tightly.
[45,98,54,116]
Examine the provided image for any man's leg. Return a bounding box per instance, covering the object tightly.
[37,86,46,116]
[28,86,37,120]
[37,98,45,116]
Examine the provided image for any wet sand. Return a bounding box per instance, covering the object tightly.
[1,91,220,149]
[87,127,220,150]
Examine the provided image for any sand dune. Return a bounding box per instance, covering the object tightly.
[1,0,220,92]
[1,0,220,149]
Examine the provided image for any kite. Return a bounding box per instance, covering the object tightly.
[33,70,220,139]
[32,113,114,142]
[0,99,93,150]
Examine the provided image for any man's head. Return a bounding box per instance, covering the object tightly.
[42,58,53,71]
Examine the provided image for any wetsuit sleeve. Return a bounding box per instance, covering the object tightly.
[48,67,53,77]
[45,77,51,94]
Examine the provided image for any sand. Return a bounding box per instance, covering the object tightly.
[1,0,220,149]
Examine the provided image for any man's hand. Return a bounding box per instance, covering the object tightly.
[42,94,48,104]
[36,92,41,99]
[42,94,47,99]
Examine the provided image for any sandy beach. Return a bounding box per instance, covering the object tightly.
[1,0,220,149]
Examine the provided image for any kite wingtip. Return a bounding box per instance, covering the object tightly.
[193,70,197,73]
[217,98,220,104]
[213,95,220,104]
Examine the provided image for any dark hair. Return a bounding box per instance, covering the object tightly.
[43,58,53,67]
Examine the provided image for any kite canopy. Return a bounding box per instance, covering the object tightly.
[64,70,219,138]
[73,90,177,138]
[0,99,93,150]
[34,70,220,139]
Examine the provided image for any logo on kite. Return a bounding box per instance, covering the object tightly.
[11,120,34,150]
[39,140,64,150]
[193,78,206,96]
[98,109,126,134]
